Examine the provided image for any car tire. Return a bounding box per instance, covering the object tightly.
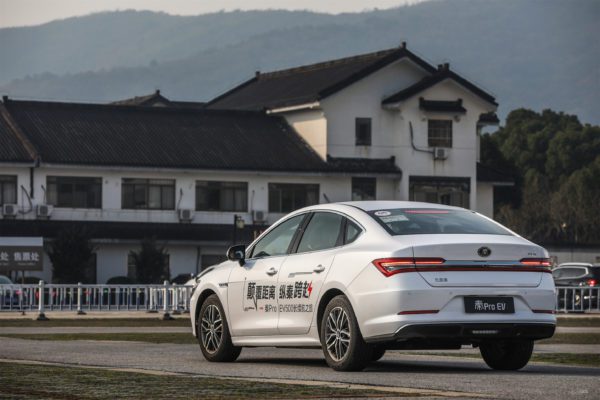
[197,294,241,362]
[479,339,534,371]
[320,295,372,371]
[371,346,386,362]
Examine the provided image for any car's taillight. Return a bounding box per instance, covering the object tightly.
[586,279,597,287]
[373,257,445,277]
[520,258,551,268]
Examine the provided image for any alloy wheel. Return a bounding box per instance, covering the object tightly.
[200,304,223,354]
[325,306,351,361]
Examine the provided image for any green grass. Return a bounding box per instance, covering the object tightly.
[0,362,401,399]
[0,332,197,344]
[556,317,600,327]
[540,333,600,345]
[0,318,190,327]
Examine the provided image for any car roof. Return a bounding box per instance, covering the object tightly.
[557,262,593,268]
[338,200,465,212]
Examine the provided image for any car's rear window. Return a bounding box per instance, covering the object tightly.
[367,208,513,236]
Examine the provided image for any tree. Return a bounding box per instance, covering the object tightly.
[485,108,600,244]
[129,237,170,284]
[46,225,96,283]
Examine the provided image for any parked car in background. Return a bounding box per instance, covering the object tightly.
[553,263,600,310]
[172,273,194,285]
[0,275,21,307]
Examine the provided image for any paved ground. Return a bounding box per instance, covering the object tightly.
[1,337,599,400]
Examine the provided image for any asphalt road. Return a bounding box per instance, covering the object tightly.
[1,337,599,399]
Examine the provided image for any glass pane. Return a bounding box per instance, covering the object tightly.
[161,186,175,209]
[148,186,161,209]
[251,214,304,258]
[134,185,147,208]
[368,208,512,236]
[345,220,362,244]
[297,212,343,253]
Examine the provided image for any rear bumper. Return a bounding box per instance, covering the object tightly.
[365,322,556,345]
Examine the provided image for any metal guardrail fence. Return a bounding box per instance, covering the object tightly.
[0,281,193,318]
[0,284,598,315]
[555,287,600,313]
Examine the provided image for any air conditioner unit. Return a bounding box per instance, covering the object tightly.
[433,147,448,160]
[2,204,17,218]
[178,208,194,222]
[253,210,266,223]
[36,204,53,219]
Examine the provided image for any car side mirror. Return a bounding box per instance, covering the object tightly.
[227,244,246,266]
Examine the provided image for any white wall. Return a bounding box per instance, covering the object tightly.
[283,109,328,160]
[319,64,496,208]
[476,182,494,218]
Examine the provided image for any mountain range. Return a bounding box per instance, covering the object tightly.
[0,0,598,124]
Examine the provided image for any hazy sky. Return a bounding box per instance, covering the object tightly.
[0,0,430,28]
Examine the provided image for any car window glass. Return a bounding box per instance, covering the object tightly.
[562,268,585,278]
[345,219,362,244]
[552,269,563,279]
[368,208,512,236]
[251,214,304,258]
[297,212,343,253]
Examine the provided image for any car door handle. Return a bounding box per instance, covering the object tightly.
[266,267,278,276]
[313,265,326,273]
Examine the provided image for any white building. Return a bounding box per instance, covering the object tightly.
[0,45,511,283]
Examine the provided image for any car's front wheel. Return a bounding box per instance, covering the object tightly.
[479,339,534,370]
[197,294,241,362]
[321,295,372,371]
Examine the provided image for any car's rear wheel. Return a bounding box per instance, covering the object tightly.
[479,339,534,370]
[321,295,372,371]
[197,294,241,362]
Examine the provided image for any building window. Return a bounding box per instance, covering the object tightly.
[268,183,319,213]
[196,181,247,212]
[428,119,452,148]
[409,176,470,208]
[122,178,175,210]
[0,175,17,205]
[351,177,376,201]
[46,176,102,208]
[355,118,372,146]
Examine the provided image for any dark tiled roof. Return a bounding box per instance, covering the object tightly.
[326,156,401,175]
[207,46,437,111]
[476,162,514,184]
[2,99,331,172]
[112,91,206,109]
[419,98,466,113]
[0,219,260,243]
[0,103,35,163]
[383,65,497,106]
[478,112,500,125]
[111,90,172,106]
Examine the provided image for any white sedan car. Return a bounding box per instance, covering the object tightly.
[190,201,556,371]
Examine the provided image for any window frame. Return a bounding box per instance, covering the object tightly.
[46,176,102,209]
[195,180,248,212]
[427,119,453,148]
[292,211,345,255]
[0,175,17,205]
[268,183,319,213]
[121,178,175,210]
[246,213,309,260]
[355,117,372,146]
